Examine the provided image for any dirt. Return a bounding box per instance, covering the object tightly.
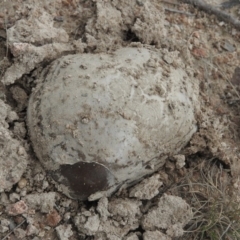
[0,0,240,239]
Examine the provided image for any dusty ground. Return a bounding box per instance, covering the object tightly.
[1,0,240,239]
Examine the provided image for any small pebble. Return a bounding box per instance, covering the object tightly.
[46,209,62,227]
[56,224,73,240]
[63,212,71,221]
[14,228,26,239]
[1,218,10,227]
[221,41,235,52]
[7,200,28,216]
[18,178,28,189]
[42,180,49,190]
[26,224,39,236]
[9,193,20,202]
[0,225,8,233]
[54,16,64,22]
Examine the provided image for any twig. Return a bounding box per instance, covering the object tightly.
[165,7,195,16]
[2,219,26,240]
[179,0,240,30]
[220,221,232,239]
[221,0,240,9]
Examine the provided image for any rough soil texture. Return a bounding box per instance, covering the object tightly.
[0,0,240,239]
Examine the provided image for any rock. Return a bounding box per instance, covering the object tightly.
[172,154,186,169]
[1,6,74,85]
[56,224,73,240]
[0,219,10,233]
[26,224,39,236]
[221,41,235,52]
[131,2,166,48]
[2,42,75,85]
[7,110,19,122]
[166,223,184,238]
[124,233,140,240]
[74,212,100,236]
[24,192,57,213]
[108,198,141,220]
[0,219,10,227]
[6,200,28,216]
[96,197,110,221]
[63,212,71,222]
[74,197,142,238]
[18,178,28,189]
[105,234,121,240]
[3,142,25,181]
[46,209,62,227]
[14,228,26,239]
[0,100,8,124]
[141,194,193,238]
[100,198,141,238]
[0,100,28,192]
[163,51,180,65]
[143,230,171,240]
[10,86,28,111]
[0,193,9,206]
[7,9,68,45]
[0,225,9,234]
[27,47,199,200]
[9,193,20,202]
[129,174,162,200]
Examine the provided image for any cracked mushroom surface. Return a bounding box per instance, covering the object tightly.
[27,47,199,200]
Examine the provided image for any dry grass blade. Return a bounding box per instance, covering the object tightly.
[171,159,240,240]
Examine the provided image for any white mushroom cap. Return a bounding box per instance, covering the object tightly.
[27,47,199,200]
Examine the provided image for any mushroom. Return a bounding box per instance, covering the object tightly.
[27,47,199,200]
